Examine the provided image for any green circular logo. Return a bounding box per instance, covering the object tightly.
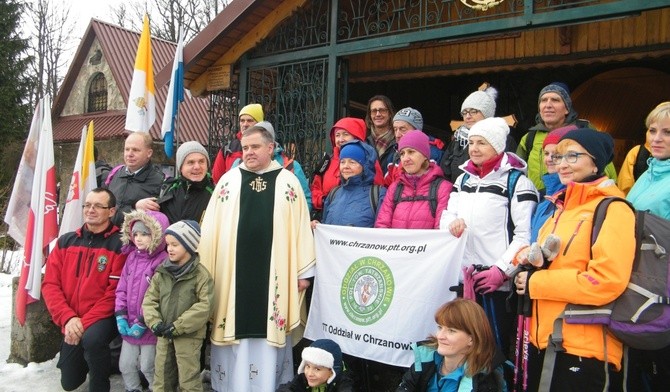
[341,256,394,326]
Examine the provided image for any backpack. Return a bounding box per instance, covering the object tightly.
[393,177,445,218]
[326,184,381,216]
[632,145,650,181]
[103,164,124,187]
[539,198,670,390]
[460,169,523,242]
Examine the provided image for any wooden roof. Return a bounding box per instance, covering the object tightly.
[53,19,209,144]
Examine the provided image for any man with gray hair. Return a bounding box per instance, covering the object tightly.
[199,124,315,391]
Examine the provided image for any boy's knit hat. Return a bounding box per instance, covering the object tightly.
[176,141,210,172]
[468,117,509,154]
[461,85,498,119]
[131,221,150,235]
[239,103,264,122]
[339,142,366,166]
[559,128,614,174]
[398,130,431,159]
[393,107,424,131]
[538,82,573,114]
[298,339,343,384]
[165,220,201,256]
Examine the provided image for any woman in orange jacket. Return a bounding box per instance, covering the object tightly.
[515,128,635,391]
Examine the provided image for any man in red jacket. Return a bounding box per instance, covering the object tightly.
[42,188,127,392]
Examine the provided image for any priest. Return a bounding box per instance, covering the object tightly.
[199,123,315,391]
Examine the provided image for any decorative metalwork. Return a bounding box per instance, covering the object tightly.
[337,0,526,42]
[208,76,239,160]
[247,59,329,178]
[250,0,330,58]
[533,0,604,13]
[460,0,505,11]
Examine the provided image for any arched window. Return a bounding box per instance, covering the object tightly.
[87,73,107,112]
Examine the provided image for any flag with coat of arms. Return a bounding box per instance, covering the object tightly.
[125,14,156,132]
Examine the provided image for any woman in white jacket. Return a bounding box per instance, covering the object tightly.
[440,117,538,361]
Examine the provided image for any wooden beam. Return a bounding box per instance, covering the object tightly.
[190,0,308,96]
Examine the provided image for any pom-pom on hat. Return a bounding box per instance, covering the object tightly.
[298,339,343,384]
[468,117,510,154]
[393,107,424,131]
[239,103,264,122]
[398,130,430,159]
[461,85,498,119]
[339,142,366,166]
[543,124,578,149]
[538,82,573,114]
[176,141,210,172]
[559,128,614,174]
[165,220,201,256]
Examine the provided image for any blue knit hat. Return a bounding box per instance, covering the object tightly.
[559,128,614,174]
[165,220,201,256]
[539,82,573,114]
[339,142,366,166]
[298,339,343,384]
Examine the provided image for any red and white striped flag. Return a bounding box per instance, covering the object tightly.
[4,97,59,325]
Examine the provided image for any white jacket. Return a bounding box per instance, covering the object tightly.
[440,153,538,290]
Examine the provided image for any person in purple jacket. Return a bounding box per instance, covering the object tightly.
[115,209,169,392]
[375,130,452,229]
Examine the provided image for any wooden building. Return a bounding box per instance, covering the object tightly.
[173,0,670,175]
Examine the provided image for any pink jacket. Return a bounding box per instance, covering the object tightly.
[375,163,452,229]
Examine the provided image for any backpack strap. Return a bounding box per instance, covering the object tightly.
[324,185,342,207]
[392,182,405,213]
[524,130,536,157]
[633,145,650,180]
[428,177,445,218]
[590,197,634,258]
[369,184,381,216]
[104,164,125,187]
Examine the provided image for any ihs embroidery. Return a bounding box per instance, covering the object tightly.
[250,176,267,192]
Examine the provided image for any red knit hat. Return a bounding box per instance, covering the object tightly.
[542,124,578,149]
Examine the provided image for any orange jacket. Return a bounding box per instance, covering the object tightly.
[530,177,635,370]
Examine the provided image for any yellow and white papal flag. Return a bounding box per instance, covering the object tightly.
[125,14,156,132]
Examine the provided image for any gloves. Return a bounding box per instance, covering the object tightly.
[462,265,476,300]
[152,322,176,338]
[473,266,507,294]
[116,316,130,336]
[128,323,147,338]
[527,234,562,268]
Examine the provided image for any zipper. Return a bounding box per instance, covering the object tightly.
[562,220,585,256]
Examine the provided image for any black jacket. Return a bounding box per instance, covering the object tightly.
[106,162,165,226]
[157,174,215,224]
[276,371,356,392]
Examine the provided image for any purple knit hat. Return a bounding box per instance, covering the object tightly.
[398,130,430,159]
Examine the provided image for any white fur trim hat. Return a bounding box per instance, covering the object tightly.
[297,339,343,384]
[468,117,509,154]
[461,86,498,119]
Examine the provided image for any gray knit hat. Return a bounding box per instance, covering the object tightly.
[165,220,201,256]
[176,141,210,172]
[131,221,150,235]
[255,121,276,139]
[461,86,498,119]
[393,107,424,131]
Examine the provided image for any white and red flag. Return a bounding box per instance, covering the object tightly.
[59,121,97,236]
[4,97,59,325]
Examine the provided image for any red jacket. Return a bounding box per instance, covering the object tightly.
[211,134,242,183]
[42,223,127,332]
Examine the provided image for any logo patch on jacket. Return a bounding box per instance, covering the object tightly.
[97,255,108,272]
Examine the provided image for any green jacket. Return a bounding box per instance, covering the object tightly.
[142,254,213,339]
[517,117,617,192]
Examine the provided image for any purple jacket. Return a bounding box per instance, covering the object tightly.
[375,162,452,229]
[115,210,169,345]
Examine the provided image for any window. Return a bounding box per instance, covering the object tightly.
[87,73,107,112]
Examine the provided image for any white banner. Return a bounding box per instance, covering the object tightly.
[305,224,467,367]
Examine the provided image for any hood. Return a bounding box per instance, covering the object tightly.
[647,157,670,179]
[340,139,379,186]
[562,176,622,210]
[330,117,367,154]
[120,209,170,254]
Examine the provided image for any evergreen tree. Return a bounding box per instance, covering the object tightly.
[0,0,33,186]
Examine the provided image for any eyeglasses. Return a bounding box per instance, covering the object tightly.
[370,108,389,115]
[460,109,480,117]
[82,203,112,210]
[551,152,593,165]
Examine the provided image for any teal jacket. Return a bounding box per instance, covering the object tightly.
[627,157,670,219]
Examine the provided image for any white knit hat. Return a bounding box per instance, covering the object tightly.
[468,117,509,154]
[461,86,498,119]
[176,141,210,172]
